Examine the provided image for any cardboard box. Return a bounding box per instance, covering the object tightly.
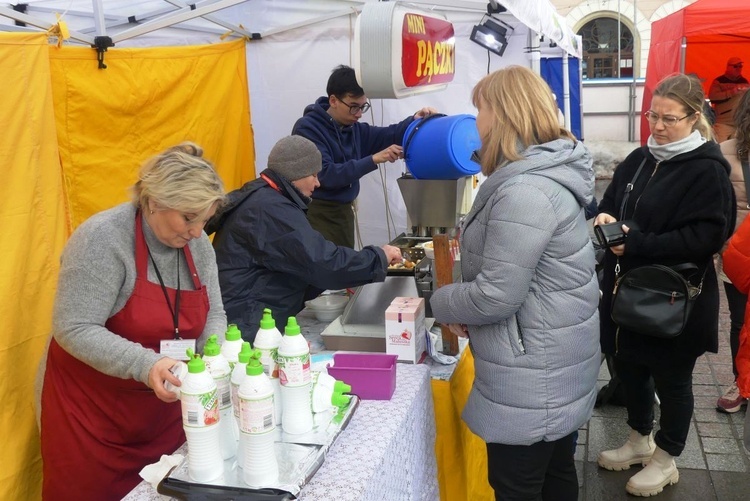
[385,297,427,363]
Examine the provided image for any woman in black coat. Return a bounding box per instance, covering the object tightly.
[595,74,735,497]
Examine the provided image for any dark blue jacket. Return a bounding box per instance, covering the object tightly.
[291,96,415,204]
[207,169,388,342]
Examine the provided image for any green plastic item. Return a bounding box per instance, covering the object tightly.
[331,392,351,408]
[284,317,301,336]
[334,381,351,394]
[203,334,220,356]
[260,308,276,329]
[186,348,206,374]
[225,324,242,341]
[246,349,264,376]
[237,341,253,364]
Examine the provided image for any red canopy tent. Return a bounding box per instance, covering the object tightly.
[641,0,750,143]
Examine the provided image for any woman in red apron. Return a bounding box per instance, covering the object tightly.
[40,143,227,500]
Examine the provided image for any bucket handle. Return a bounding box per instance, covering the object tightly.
[402,113,447,159]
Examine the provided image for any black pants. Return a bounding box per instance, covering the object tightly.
[615,355,696,457]
[724,281,747,379]
[486,432,578,501]
[307,198,355,248]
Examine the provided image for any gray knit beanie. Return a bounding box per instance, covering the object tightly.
[267,136,322,181]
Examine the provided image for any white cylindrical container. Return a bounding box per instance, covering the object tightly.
[231,342,252,469]
[221,324,244,369]
[254,308,283,423]
[181,349,224,483]
[278,317,313,435]
[164,361,188,398]
[203,334,237,460]
[310,371,352,413]
[239,353,279,487]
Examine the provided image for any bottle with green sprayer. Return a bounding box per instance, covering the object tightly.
[221,324,244,369]
[231,342,252,469]
[203,334,236,459]
[254,308,283,423]
[180,348,224,482]
[238,349,279,487]
[278,316,313,434]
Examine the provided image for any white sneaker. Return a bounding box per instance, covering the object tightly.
[598,429,655,471]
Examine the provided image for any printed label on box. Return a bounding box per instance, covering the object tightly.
[385,297,426,363]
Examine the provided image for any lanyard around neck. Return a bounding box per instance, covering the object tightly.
[147,245,181,339]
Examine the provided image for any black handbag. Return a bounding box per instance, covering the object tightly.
[611,263,704,338]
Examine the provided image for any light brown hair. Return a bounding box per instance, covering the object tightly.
[471,65,575,175]
[734,88,750,156]
[652,73,714,141]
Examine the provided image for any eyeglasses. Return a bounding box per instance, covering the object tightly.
[731,64,744,68]
[643,110,695,127]
[340,100,371,115]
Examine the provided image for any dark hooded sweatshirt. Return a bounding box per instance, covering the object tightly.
[291,96,414,204]
[598,142,736,360]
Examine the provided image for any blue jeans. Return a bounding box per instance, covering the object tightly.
[486,432,578,501]
[615,355,696,456]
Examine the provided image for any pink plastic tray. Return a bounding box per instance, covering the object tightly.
[327,352,398,400]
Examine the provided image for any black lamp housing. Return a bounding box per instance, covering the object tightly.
[470,17,510,57]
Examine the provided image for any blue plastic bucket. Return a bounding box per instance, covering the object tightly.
[402,114,482,180]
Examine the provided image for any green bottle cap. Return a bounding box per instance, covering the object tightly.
[260,308,276,329]
[334,381,352,394]
[246,349,264,376]
[225,324,242,341]
[331,392,351,408]
[237,342,252,364]
[186,348,206,374]
[284,317,301,336]
[203,334,220,356]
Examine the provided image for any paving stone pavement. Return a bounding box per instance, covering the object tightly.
[577,271,750,500]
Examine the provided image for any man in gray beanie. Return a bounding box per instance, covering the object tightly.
[267,135,322,183]
[207,135,402,342]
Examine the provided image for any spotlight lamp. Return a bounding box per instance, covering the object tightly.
[470,16,513,57]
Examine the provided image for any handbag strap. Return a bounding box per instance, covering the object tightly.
[741,155,750,210]
[619,157,648,220]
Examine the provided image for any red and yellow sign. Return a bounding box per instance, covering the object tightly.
[401,13,455,88]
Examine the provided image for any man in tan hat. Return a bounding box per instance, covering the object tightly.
[709,56,750,142]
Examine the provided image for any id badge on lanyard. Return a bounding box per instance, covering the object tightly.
[160,338,196,361]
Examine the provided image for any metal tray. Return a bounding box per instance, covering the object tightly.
[158,397,359,498]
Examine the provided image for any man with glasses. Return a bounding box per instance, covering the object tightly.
[292,64,437,248]
[709,57,750,142]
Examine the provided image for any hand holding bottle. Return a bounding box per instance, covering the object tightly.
[148,357,182,402]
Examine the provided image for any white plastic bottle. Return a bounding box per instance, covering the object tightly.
[231,342,252,469]
[203,334,237,459]
[254,308,283,423]
[221,324,244,369]
[238,351,279,487]
[278,317,313,435]
[310,371,352,413]
[180,349,224,482]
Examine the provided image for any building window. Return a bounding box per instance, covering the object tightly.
[578,17,634,79]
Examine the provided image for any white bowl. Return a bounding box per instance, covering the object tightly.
[305,295,349,322]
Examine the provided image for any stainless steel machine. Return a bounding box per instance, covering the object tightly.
[337,175,468,331]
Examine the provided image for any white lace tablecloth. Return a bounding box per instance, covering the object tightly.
[123,363,438,501]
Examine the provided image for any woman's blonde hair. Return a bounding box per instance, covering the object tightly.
[471,65,575,175]
[652,73,714,141]
[131,142,226,220]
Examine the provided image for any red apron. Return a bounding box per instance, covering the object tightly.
[41,212,210,500]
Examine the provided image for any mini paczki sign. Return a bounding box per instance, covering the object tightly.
[401,13,455,88]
